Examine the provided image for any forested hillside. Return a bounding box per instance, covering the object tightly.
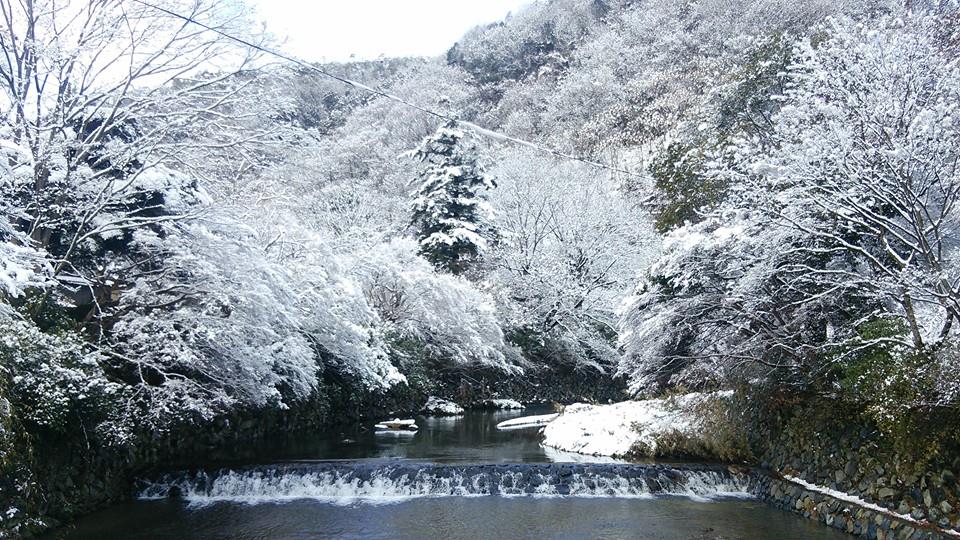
[1,0,959,535]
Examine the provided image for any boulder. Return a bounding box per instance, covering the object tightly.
[420,397,464,416]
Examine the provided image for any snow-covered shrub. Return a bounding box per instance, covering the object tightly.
[0,315,129,442]
[352,238,518,372]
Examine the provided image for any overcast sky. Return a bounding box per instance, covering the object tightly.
[249,1,536,62]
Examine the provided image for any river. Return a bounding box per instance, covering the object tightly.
[47,406,851,539]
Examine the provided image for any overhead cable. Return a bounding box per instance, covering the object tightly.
[132,0,643,179]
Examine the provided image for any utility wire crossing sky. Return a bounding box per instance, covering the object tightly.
[250,0,536,62]
[133,0,646,180]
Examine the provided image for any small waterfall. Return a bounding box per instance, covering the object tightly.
[139,463,757,506]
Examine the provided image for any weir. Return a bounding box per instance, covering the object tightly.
[137,462,758,505]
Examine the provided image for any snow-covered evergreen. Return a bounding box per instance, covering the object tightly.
[411,123,497,275]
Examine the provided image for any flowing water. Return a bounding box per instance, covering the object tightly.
[48,407,851,539]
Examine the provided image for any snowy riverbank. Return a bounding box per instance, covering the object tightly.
[542,393,726,458]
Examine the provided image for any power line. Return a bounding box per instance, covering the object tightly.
[131,0,644,179]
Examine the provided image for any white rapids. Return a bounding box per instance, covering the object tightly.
[138,463,758,506]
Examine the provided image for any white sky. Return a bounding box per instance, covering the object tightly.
[250,1,536,62]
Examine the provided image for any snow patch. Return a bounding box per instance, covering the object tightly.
[496,413,559,431]
[781,474,960,538]
[420,396,464,416]
[482,399,525,410]
[542,394,723,457]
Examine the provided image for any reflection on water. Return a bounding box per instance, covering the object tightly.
[254,405,578,464]
[50,495,852,540]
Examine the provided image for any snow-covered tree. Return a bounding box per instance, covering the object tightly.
[618,13,960,402]
[0,0,265,312]
[351,238,518,372]
[618,208,843,394]
[730,15,960,349]
[488,149,656,372]
[107,214,405,418]
[411,123,497,275]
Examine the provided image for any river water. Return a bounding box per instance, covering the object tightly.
[48,407,851,540]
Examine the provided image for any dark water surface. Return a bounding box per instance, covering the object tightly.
[251,406,570,463]
[48,407,852,540]
[53,497,849,540]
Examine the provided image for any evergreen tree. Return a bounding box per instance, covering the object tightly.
[411,123,496,274]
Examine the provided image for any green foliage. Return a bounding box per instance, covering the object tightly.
[505,324,617,374]
[650,38,790,234]
[382,332,497,398]
[883,406,960,470]
[650,142,726,232]
[12,291,75,333]
[505,326,547,359]
[0,317,126,438]
[838,317,960,460]
[384,334,434,390]
[758,392,960,480]
[840,318,923,412]
[715,36,791,139]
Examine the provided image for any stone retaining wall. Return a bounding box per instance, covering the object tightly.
[743,397,960,540]
[753,473,957,540]
[1,395,332,538]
